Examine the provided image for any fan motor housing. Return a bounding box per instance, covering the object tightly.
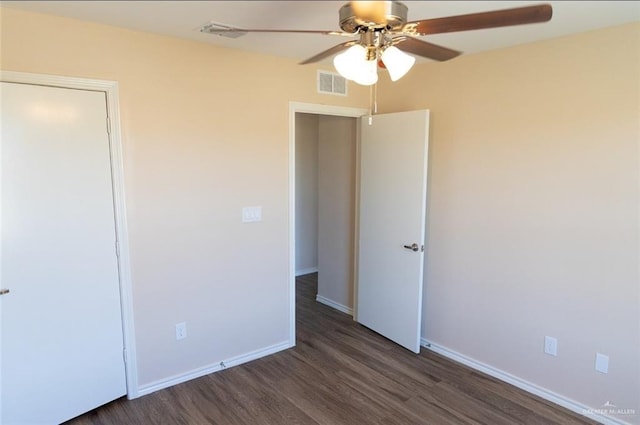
[339,1,408,32]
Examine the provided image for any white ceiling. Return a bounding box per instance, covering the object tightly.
[2,1,639,63]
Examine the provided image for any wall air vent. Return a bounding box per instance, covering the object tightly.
[317,71,347,96]
[199,22,247,39]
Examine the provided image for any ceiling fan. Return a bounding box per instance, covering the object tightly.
[201,1,553,85]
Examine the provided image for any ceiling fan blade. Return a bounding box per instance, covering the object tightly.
[200,24,352,37]
[350,1,388,25]
[299,41,359,65]
[403,4,552,36]
[393,37,461,62]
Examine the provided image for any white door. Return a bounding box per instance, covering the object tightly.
[1,82,127,424]
[357,110,429,353]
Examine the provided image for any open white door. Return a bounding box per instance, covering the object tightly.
[1,82,127,424]
[357,110,429,353]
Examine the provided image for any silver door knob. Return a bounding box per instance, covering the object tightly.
[0,288,9,296]
[403,243,419,252]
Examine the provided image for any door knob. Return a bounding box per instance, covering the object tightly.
[0,288,9,296]
[403,243,419,252]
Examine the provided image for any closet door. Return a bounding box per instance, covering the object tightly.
[1,82,126,424]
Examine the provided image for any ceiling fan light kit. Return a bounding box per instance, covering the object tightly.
[333,43,415,85]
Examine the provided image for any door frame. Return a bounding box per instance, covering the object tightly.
[288,102,368,346]
[0,71,139,398]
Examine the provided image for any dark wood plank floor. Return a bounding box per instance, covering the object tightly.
[65,273,598,425]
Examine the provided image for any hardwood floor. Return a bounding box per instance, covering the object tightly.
[65,274,598,425]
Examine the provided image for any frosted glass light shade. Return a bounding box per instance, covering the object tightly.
[381,46,415,81]
[353,59,378,86]
[333,45,367,81]
[334,45,378,86]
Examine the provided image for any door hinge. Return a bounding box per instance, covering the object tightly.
[115,240,120,257]
[106,117,112,134]
[123,348,127,364]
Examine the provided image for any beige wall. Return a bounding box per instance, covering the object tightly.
[380,23,640,421]
[295,113,319,275]
[317,115,357,311]
[0,7,369,389]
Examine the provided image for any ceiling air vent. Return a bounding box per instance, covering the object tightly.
[318,71,347,96]
[199,22,247,39]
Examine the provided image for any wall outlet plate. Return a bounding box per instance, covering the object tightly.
[176,322,187,340]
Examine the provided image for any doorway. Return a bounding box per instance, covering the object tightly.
[296,112,358,314]
[289,103,430,354]
[288,102,367,344]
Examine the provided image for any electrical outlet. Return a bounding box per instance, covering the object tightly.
[595,353,609,373]
[175,322,187,341]
[544,336,558,356]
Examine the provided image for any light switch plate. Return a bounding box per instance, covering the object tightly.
[595,353,609,373]
[242,206,262,223]
[544,336,558,356]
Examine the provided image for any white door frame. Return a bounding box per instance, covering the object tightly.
[0,71,139,398]
[288,102,368,346]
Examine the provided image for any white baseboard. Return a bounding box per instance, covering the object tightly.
[421,339,632,425]
[137,341,291,397]
[316,295,353,316]
[295,267,318,276]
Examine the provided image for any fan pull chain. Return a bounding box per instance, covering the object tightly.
[368,84,373,125]
[374,82,378,114]
[368,83,378,126]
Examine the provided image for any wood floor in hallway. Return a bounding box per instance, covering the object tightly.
[65,273,598,425]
